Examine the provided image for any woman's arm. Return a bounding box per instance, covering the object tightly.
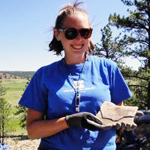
[117,101,123,106]
[26,109,69,139]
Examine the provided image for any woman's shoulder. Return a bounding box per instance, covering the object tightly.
[34,59,63,77]
[90,55,117,68]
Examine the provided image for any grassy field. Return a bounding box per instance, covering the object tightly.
[2,79,27,106]
[1,79,28,135]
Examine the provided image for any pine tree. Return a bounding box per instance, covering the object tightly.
[15,79,30,129]
[94,24,127,66]
[0,81,11,143]
[109,0,150,109]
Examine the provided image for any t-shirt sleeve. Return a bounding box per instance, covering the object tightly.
[18,69,48,114]
[109,60,132,104]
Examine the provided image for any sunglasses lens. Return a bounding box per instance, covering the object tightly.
[80,29,92,39]
[65,28,78,40]
[62,28,92,40]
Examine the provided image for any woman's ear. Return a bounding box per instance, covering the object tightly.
[53,28,61,41]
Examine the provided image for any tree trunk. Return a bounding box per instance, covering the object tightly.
[148,81,150,109]
[147,9,150,109]
[148,51,150,109]
[1,107,5,143]
[2,119,4,143]
[0,124,1,143]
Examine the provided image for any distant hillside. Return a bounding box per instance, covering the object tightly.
[0,71,35,79]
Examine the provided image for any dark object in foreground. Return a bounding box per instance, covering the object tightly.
[116,110,150,150]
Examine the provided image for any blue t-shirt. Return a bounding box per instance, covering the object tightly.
[19,56,132,150]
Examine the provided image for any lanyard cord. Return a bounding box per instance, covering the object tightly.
[63,58,86,112]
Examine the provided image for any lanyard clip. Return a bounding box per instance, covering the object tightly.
[75,92,80,112]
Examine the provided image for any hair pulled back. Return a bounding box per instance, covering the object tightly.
[49,0,94,55]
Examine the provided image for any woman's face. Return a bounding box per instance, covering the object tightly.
[55,12,92,60]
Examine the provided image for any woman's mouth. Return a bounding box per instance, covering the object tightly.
[71,44,83,50]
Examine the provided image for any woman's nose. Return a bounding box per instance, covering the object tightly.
[75,32,83,40]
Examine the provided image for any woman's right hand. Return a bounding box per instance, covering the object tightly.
[65,112,112,130]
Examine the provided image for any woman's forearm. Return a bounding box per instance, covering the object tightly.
[26,109,69,139]
[27,116,69,139]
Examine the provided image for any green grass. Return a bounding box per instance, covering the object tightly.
[2,79,27,106]
[1,79,28,135]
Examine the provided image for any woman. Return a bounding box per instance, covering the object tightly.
[19,1,132,149]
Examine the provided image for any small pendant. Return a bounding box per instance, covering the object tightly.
[75,92,80,112]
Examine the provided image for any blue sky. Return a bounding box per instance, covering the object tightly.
[0,0,140,71]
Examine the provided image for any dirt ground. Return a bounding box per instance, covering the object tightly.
[4,138,40,150]
[3,122,150,150]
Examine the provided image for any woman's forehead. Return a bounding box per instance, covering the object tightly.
[62,12,91,28]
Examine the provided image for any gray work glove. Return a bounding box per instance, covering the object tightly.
[65,112,113,131]
[115,122,137,131]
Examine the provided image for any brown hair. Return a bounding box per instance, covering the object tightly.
[49,0,94,55]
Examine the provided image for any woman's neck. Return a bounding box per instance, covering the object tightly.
[64,53,88,65]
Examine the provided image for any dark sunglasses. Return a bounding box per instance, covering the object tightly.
[58,28,93,40]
